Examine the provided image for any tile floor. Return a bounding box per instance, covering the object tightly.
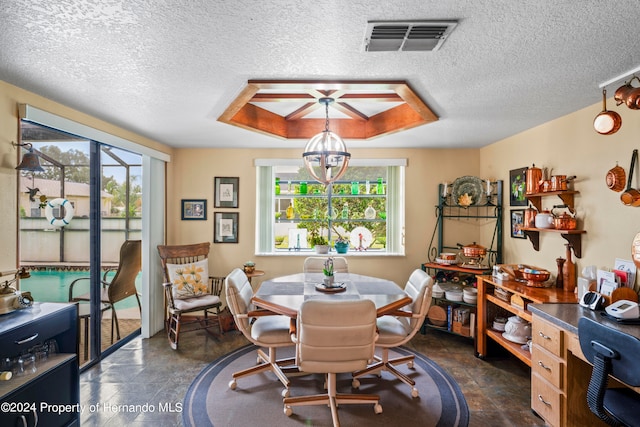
[80,328,546,426]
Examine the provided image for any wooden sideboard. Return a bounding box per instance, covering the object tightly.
[476,275,577,366]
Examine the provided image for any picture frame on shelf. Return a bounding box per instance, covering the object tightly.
[214,212,239,243]
[181,199,207,220]
[509,167,528,206]
[511,209,526,239]
[214,177,239,208]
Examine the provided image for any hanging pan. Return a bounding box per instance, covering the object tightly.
[606,162,626,192]
[620,149,640,206]
[594,88,622,135]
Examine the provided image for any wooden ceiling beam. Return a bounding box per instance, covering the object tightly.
[219,80,439,140]
[229,103,288,139]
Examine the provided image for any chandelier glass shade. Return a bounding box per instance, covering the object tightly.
[302,98,350,185]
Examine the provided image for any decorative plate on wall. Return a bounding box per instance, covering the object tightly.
[451,176,484,207]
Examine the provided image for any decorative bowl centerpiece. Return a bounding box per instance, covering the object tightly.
[520,268,551,287]
[243,261,255,274]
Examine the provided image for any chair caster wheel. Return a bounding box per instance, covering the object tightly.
[352,379,360,389]
[411,387,419,398]
[374,403,383,414]
[284,406,293,416]
[228,379,237,390]
[407,361,414,369]
[281,388,290,398]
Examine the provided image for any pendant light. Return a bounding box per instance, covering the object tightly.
[13,142,44,172]
[302,97,350,185]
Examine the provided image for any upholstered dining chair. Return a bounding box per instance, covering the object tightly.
[578,316,640,427]
[352,268,434,398]
[69,239,142,344]
[283,299,382,426]
[303,256,348,273]
[157,242,224,350]
[225,267,297,397]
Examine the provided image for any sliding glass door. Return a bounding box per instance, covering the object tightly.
[17,121,143,366]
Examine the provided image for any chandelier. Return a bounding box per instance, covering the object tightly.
[302,97,350,185]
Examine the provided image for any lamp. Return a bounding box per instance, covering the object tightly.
[12,142,44,172]
[302,97,350,185]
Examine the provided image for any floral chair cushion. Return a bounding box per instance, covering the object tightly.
[166,259,209,300]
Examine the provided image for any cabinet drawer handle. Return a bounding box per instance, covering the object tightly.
[538,360,551,371]
[538,394,552,406]
[15,333,39,345]
[538,331,551,340]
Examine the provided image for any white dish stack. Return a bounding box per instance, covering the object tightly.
[462,287,478,304]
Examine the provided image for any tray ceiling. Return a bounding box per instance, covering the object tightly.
[218,80,438,140]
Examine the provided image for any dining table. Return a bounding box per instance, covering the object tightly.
[251,272,412,318]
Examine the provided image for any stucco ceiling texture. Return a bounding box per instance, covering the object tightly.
[1,1,640,149]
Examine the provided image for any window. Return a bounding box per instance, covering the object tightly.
[255,159,405,255]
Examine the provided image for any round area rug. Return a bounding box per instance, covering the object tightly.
[183,344,469,427]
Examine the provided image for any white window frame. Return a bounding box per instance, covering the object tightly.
[254,158,406,256]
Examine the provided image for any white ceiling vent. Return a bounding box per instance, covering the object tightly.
[365,20,458,52]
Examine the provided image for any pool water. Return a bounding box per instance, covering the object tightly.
[19,270,141,310]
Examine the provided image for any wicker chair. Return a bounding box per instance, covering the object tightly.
[69,240,142,343]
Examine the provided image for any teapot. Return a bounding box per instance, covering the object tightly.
[534,210,554,229]
[552,206,577,230]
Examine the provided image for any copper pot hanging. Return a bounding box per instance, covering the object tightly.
[621,149,640,206]
[594,88,622,135]
[606,162,626,192]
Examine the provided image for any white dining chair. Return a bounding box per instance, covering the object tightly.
[352,268,434,398]
[303,256,348,273]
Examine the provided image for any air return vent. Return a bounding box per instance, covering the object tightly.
[365,20,458,52]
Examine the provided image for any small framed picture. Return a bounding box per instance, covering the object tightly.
[214,212,239,243]
[509,167,528,206]
[181,199,207,220]
[214,177,239,208]
[511,209,526,239]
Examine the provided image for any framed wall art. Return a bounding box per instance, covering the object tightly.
[509,167,528,206]
[214,212,239,243]
[214,177,239,208]
[510,209,526,239]
[181,199,207,220]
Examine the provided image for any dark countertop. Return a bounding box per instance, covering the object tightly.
[529,303,640,339]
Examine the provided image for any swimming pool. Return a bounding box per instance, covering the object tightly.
[19,269,141,310]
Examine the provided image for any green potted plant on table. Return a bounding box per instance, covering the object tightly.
[323,257,335,287]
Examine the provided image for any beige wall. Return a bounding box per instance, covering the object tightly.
[167,147,480,287]
[0,80,171,275]
[5,78,636,291]
[481,98,640,291]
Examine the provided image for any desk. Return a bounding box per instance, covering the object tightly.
[529,303,640,427]
[252,273,412,318]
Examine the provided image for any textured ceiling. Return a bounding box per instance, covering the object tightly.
[1,1,640,150]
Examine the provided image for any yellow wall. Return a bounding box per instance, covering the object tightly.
[5,78,636,291]
[0,80,172,274]
[481,98,640,291]
[167,147,480,286]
